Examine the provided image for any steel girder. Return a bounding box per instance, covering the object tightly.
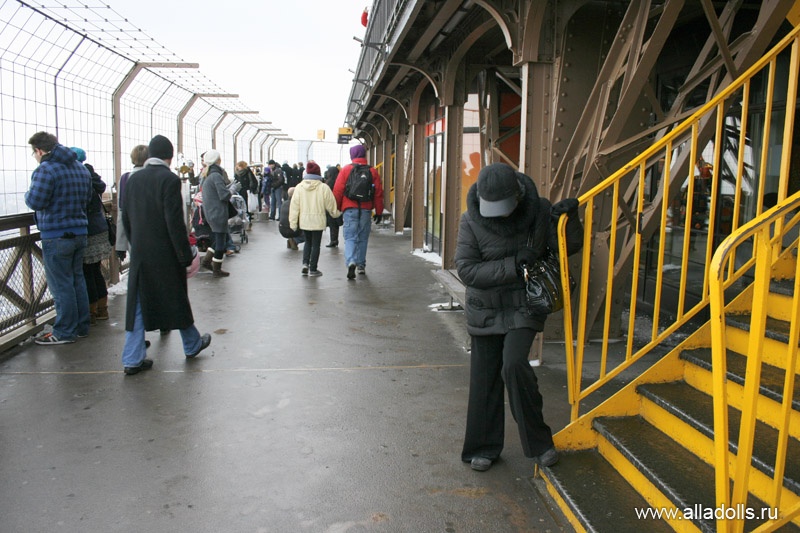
[345,0,795,335]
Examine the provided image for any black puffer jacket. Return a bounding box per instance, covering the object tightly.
[455,176,582,335]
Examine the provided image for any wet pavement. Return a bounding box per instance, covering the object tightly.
[0,219,574,533]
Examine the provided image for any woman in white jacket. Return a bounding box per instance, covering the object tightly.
[289,161,341,277]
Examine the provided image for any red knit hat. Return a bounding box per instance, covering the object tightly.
[306,161,321,176]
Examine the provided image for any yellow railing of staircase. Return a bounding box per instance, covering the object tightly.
[708,191,800,533]
[558,23,800,423]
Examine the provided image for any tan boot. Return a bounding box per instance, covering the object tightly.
[212,259,230,277]
[201,249,214,270]
[89,302,97,326]
[288,238,298,250]
[95,296,109,320]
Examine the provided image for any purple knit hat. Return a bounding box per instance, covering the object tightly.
[349,144,366,160]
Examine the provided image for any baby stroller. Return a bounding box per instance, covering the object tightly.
[229,193,249,244]
[191,194,213,252]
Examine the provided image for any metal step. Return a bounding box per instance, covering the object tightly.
[726,313,798,346]
[770,278,796,296]
[638,381,800,494]
[540,449,673,533]
[594,415,800,532]
[680,347,800,412]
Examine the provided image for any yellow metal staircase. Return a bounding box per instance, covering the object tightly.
[542,257,800,531]
[541,20,800,533]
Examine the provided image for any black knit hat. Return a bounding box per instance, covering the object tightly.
[477,163,525,217]
[148,135,174,160]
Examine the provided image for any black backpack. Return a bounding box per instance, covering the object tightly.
[344,164,374,202]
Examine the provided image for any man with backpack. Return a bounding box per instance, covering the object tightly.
[333,144,384,280]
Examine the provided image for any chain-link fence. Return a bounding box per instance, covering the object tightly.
[0,0,302,347]
[0,0,300,216]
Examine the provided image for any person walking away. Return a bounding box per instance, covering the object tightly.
[198,150,233,277]
[261,165,271,215]
[120,134,211,375]
[267,160,285,220]
[71,147,112,324]
[454,163,583,472]
[281,161,294,200]
[324,164,342,247]
[289,161,341,277]
[279,187,304,250]
[115,144,149,264]
[25,132,93,344]
[333,144,384,280]
[287,162,303,190]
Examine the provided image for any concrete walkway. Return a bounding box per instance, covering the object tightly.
[0,218,573,533]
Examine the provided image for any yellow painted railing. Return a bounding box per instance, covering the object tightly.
[558,22,800,423]
[708,191,800,532]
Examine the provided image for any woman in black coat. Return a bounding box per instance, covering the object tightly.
[455,163,582,472]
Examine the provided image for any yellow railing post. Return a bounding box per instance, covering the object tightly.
[558,22,800,423]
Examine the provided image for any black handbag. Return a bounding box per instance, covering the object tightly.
[523,249,576,315]
[101,201,116,246]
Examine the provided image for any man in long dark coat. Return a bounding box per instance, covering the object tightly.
[120,135,211,375]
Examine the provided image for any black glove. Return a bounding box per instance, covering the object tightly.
[373,214,383,224]
[516,246,537,269]
[551,198,579,216]
[116,250,127,262]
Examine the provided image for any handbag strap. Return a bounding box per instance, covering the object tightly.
[99,194,111,216]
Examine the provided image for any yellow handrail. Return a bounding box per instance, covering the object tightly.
[558,22,800,421]
[708,191,800,532]
[557,21,800,531]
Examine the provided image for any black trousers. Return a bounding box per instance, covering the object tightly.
[302,230,323,270]
[82,262,107,304]
[461,328,553,462]
[328,223,339,244]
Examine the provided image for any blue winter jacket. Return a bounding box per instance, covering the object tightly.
[25,144,92,239]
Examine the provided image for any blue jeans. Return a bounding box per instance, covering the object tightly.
[343,208,372,268]
[270,189,283,219]
[121,295,203,368]
[41,235,90,340]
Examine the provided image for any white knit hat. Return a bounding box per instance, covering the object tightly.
[203,149,220,166]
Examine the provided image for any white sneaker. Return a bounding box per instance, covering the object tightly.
[34,332,75,345]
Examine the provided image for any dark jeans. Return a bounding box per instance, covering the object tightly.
[461,328,553,462]
[302,230,323,271]
[83,262,108,303]
[328,223,339,244]
[212,232,227,260]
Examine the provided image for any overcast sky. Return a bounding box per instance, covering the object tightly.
[119,0,368,142]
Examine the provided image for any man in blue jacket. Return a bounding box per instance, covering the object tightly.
[25,131,93,344]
